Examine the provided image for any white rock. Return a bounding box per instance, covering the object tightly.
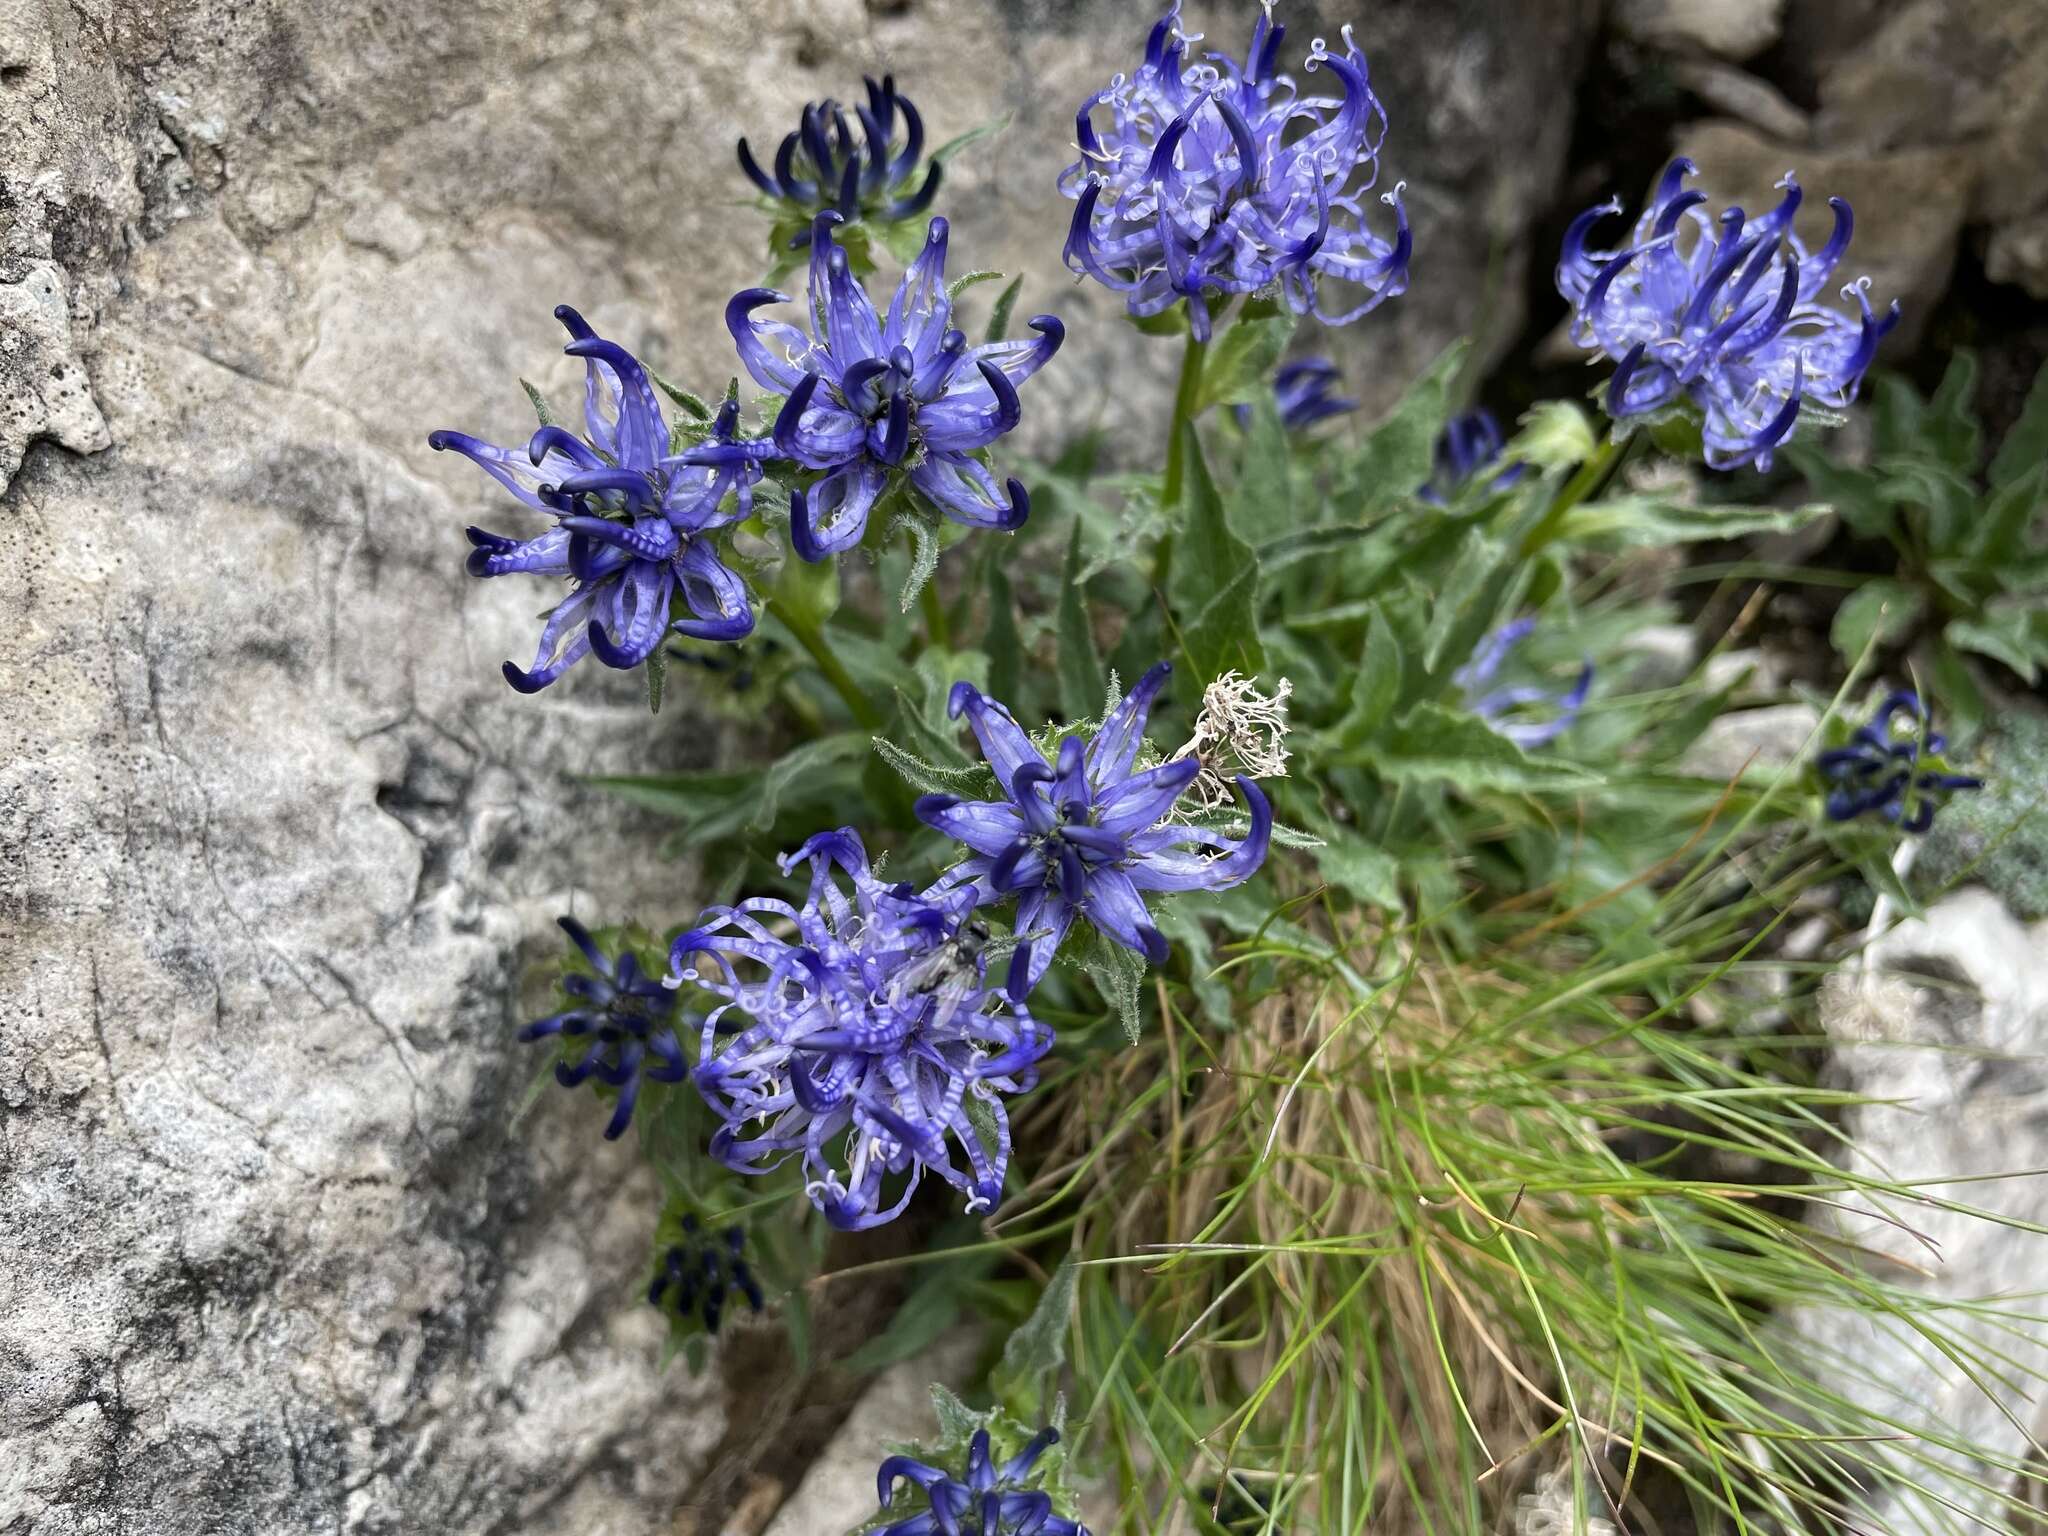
[1679,702,1821,781]
[1615,0,1785,60]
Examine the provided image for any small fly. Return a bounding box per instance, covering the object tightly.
[884,918,990,1034]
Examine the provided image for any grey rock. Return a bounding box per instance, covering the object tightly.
[0,0,1604,1530]
[758,1330,983,1536]
[1679,701,1820,780]
[1791,890,2048,1532]
[1615,0,1784,60]
[1668,58,1811,143]
[1619,622,1699,691]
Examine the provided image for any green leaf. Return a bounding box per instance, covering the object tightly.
[646,643,669,716]
[1193,311,1296,413]
[1313,828,1402,909]
[1330,605,1403,748]
[984,558,1023,706]
[872,737,995,797]
[1785,442,1892,540]
[1057,520,1105,721]
[749,734,873,830]
[1369,703,1604,792]
[1930,635,1987,742]
[1128,305,1190,337]
[1947,606,2046,685]
[927,115,1009,166]
[519,379,558,428]
[1990,355,2048,489]
[1923,349,1983,474]
[1971,461,2048,564]
[993,1256,1078,1403]
[1230,393,1295,545]
[1511,400,1598,473]
[896,507,942,612]
[1077,927,1147,1043]
[1168,425,1267,678]
[985,274,1023,346]
[1421,528,1512,671]
[842,1263,978,1376]
[946,268,1005,301]
[1332,342,1466,518]
[930,1384,982,1445]
[1551,495,1824,550]
[648,369,712,422]
[1829,578,1925,665]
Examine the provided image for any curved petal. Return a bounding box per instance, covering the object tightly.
[672,538,756,641]
[1085,660,1172,788]
[1009,888,1075,995]
[1094,756,1200,837]
[914,796,1027,858]
[946,681,1048,787]
[1081,866,1168,964]
[910,452,1028,531]
[1127,776,1271,891]
[790,461,888,561]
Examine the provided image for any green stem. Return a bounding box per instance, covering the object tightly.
[1160,332,1209,512]
[918,566,951,650]
[1154,332,1210,591]
[1519,428,1642,557]
[766,595,884,731]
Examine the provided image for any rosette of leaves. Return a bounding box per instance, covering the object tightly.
[1790,351,2048,734]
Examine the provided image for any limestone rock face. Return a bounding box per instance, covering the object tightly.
[1794,892,2048,1532]
[0,0,1600,1530]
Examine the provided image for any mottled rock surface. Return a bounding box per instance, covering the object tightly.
[0,1,1601,1532]
[1793,891,2048,1532]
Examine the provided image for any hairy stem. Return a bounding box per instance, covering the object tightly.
[1519,427,1642,557]
[1154,332,1211,591]
[767,595,884,731]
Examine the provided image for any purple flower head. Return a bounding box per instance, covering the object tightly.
[727,215,1064,561]
[1418,409,1526,505]
[876,1426,1088,1536]
[431,306,769,691]
[673,829,1052,1231]
[1557,159,1901,471]
[519,917,687,1141]
[915,663,1273,994]
[1060,5,1411,342]
[647,1216,764,1335]
[1455,620,1593,751]
[737,76,942,243]
[1241,358,1358,430]
[1817,690,1982,833]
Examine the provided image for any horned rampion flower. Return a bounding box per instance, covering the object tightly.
[1418,409,1526,505]
[729,213,1064,559]
[519,918,686,1141]
[1061,4,1411,341]
[673,830,1052,1231]
[1817,690,1982,833]
[916,662,1273,994]
[647,1216,764,1335]
[1456,620,1593,750]
[431,306,765,691]
[1269,358,1359,429]
[1557,158,1900,471]
[736,75,943,242]
[875,1427,1089,1536]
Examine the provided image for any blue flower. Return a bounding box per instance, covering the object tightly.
[520,917,687,1141]
[1818,690,1982,833]
[647,1216,765,1335]
[727,214,1064,560]
[1250,358,1358,430]
[673,829,1052,1231]
[1556,159,1901,471]
[431,306,768,691]
[737,75,943,241]
[1060,5,1411,342]
[916,662,1273,994]
[876,1427,1088,1536]
[1455,620,1593,750]
[1418,409,1526,504]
